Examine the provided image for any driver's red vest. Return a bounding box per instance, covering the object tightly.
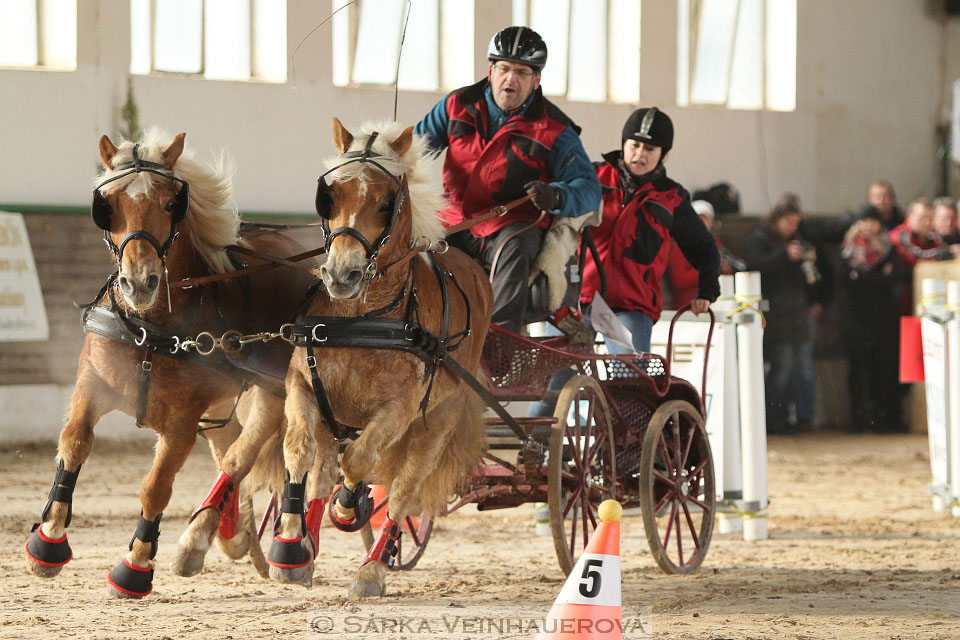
[580,163,685,322]
[441,80,575,237]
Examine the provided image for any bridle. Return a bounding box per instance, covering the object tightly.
[92,144,190,265]
[314,132,407,282]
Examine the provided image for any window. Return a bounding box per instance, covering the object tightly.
[332,0,474,92]
[677,0,796,111]
[0,0,77,70]
[130,0,287,82]
[513,0,640,104]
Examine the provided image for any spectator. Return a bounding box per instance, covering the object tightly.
[414,26,601,333]
[742,193,820,434]
[665,200,742,308]
[578,107,720,354]
[839,206,906,432]
[889,198,956,268]
[864,180,905,230]
[933,197,960,244]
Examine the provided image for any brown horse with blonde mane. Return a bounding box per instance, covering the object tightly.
[24,128,316,597]
[267,119,492,598]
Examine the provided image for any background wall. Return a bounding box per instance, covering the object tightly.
[1,0,958,216]
[1,0,960,439]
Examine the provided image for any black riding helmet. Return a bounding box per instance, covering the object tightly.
[487,26,548,72]
[622,107,674,153]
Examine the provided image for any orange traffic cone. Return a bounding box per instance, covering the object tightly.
[535,500,623,639]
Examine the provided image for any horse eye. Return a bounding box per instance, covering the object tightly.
[380,199,395,214]
[165,199,176,212]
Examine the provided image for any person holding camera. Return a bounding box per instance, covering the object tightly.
[742,193,822,434]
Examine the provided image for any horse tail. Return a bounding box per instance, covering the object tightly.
[418,372,488,516]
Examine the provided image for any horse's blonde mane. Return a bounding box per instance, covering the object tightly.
[93,126,239,274]
[324,120,446,245]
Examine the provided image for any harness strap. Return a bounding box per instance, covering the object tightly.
[305,342,351,442]
[169,246,327,290]
[440,351,528,441]
[136,350,153,428]
[227,244,321,278]
[129,511,162,560]
[197,384,247,432]
[39,460,82,528]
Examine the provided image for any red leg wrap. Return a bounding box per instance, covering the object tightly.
[304,498,326,555]
[190,471,235,534]
[361,517,401,568]
[217,482,240,540]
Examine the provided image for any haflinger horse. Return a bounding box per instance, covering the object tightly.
[24,128,319,598]
[267,119,493,598]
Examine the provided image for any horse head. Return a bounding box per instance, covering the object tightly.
[317,118,445,300]
[92,129,238,312]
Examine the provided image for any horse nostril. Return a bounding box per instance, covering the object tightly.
[319,265,331,280]
[146,274,160,291]
[118,276,133,295]
[343,269,363,287]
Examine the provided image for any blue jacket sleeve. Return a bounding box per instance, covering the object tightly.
[414,96,451,152]
[546,127,602,218]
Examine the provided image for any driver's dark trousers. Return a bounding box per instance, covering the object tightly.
[446,221,545,334]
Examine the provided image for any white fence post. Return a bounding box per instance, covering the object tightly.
[712,275,743,534]
[920,278,949,513]
[735,271,769,541]
[948,281,960,518]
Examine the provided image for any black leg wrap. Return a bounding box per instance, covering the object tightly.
[267,472,311,569]
[36,460,82,530]
[107,559,155,598]
[25,523,72,567]
[128,512,162,560]
[327,482,373,533]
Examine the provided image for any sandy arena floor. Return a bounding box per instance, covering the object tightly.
[1,432,959,639]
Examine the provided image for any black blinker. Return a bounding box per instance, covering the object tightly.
[92,190,113,231]
[171,181,189,223]
[315,176,333,219]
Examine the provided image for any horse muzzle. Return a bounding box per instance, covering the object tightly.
[118,267,161,310]
[319,258,367,300]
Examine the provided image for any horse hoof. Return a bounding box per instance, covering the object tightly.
[107,559,154,598]
[216,529,251,560]
[170,546,206,577]
[347,562,387,600]
[26,557,63,578]
[25,527,72,577]
[268,561,313,587]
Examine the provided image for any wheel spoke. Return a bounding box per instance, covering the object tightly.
[675,506,684,566]
[671,411,682,470]
[568,499,580,556]
[405,516,421,546]
[688,495,711,513]
[560,469,579,483]
[653,489,674,515]
[662,498,678,548]
[653,469,673,485]
[680,417,696,469]
[681,500,701,550]
[580,491,590,550]
[563,486,584,520]
[687,457,708,480]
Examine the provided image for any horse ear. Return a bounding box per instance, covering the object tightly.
[161,132,187,169]
[390,125,415,158]
[332,117,353,154]
[99,135,118,169]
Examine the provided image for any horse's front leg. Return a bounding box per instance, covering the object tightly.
[268,364,338,586]
[107,421,198,598]
[173,386,281,577]
[25,369,115,578]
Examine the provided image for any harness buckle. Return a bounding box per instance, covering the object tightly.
[134,327,148,347]
[432,239,449,254]
[311,323,327,343]
[169,335,180,354]
[306,355,317,369]
[141,360,152,372]
[279,323,296,343]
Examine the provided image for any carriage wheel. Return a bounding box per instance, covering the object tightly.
[360,502,433,571]
[548,375,618,576]
[638,400,715,575]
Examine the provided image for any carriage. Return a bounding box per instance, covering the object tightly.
[340,310,717,577]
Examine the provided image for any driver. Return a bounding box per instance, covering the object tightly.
[415,26,601,332]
